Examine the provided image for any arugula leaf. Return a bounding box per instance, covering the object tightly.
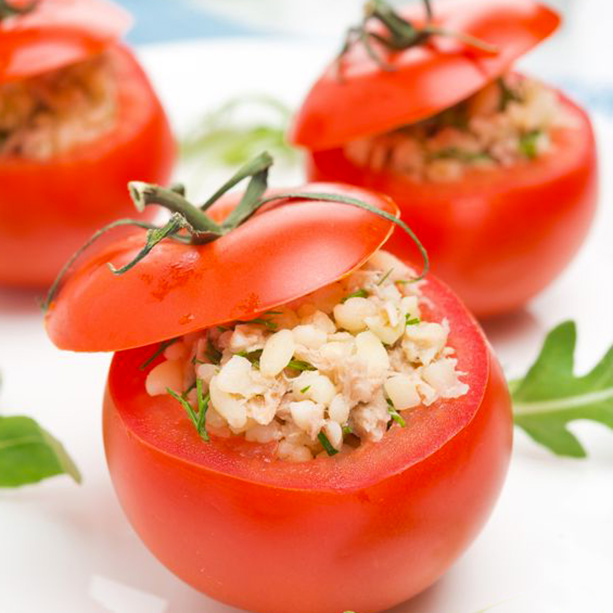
[511,321,613,458]
[0,416,81,487]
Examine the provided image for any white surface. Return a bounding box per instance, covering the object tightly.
[1,39,612,613]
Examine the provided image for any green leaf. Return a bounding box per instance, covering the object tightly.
[512,321,613,458]
[0,416,81,487]
[180,95,298,168]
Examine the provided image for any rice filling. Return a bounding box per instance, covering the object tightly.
[0,53,116,159]
[146,250,469,461]
[344,75,575,182]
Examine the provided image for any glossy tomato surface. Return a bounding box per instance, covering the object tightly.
[45,184,397,351]
[307,90,598,317]
[103,271,512,613]
[0,44,175,287]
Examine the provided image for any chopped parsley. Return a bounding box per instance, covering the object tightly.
[167,382,210,442]
[519,130,542,159]
[406,315,420,326]
[287,359,316,372]
[238,316,278,331]
[139,338,178,371]
[377,268,393,286]
[236,349,263,368]
[386,398,406,428]
[341,288,368,303]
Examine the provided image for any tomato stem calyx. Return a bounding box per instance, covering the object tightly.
[42,151,429,312]
[336,0,497,76]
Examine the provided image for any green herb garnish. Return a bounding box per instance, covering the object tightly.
[206,339,222,365]
[341,288,368,303]
[300,385,311,394]
[287,360,316,372]
[519,130,542,159]
[406,315,421,326]
[318,432,339,456]
[196,379,210,441]
[236,349,263,368]
[239,317,278,331]
[342,425,353,436]
[181,95,298,168]
[167,386,209,442]
[512,321,613,458]
[377,268,393,286]
[386,398,406,428]
[140,338,178,370]
[0,415,81,487]
[428,147,493,163]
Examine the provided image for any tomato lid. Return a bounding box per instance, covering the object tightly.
[290,0,560,151]
[0,0,132,83]
[44,181,408,353]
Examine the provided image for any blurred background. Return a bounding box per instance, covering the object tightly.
[116,0,613,109]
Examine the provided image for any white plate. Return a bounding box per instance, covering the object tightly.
[0,39,612,613]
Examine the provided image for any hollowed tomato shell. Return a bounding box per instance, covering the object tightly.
[290,0,560,151]
[0,44,175,288]
[103,269,512,613]
[305,89,598,317]
[0,0,131,83]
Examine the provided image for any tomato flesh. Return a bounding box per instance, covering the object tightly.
[0,44,175,287]
[103,272,512,613]
[306,89,598,317]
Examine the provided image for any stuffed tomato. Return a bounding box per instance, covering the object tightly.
[291,0,598,317]
[0,0,174,287]
[45,156,512,613]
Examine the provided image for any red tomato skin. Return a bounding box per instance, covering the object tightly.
[0,44,175,288]
[305,91,598,317]
[103,280,512,613]
[45,184,397,352]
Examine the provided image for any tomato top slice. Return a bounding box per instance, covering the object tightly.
[0,0,131,83]
[44,184,398,352]
[290,0,560,151]
[107,271,492,491]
